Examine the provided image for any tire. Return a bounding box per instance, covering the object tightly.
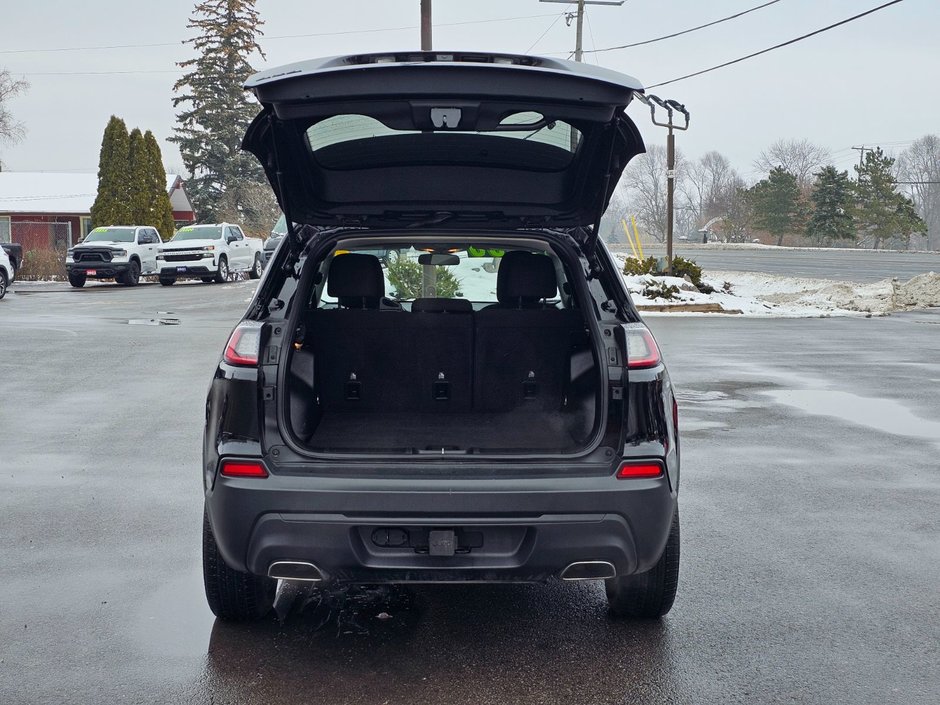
[213,256,229,284]
[158,276,176,286]
[605,508,679,619]
[0,270,7,300]
[203,508,276,621]
[68,272,87,288]
[248,253,262,280]
[123,260,140,287]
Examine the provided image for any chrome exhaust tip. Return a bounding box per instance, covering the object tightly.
[267,560,325,582]
[560,561,616,581]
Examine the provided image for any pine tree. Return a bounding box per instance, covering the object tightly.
[806,166,855,245]
[170,0,266,222]
[126,128,150,225]
[90,116,131,227]
[747,167,804,246]
[854,148,927,249]
[143,131,177,240]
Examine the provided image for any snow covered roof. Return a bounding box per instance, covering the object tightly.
[0,172,185,215]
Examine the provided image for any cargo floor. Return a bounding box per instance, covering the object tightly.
[306,411,585,452]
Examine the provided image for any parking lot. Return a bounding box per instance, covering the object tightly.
[1,282,938,704]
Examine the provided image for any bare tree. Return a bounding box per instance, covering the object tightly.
[682,150,740,227]
[898,135,940,250]
[0,69,29,165]
[616,144,685,243]
[754,138,831,189]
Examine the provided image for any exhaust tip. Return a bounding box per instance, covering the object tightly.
[267,560,325,582]
[560,561,616,581]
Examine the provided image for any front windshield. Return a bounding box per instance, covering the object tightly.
[172,225,223,241]
[83,227,135,243]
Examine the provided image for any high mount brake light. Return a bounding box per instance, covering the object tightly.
[223,322,263,366]
[624,325,662,369]
[616,461,664,479]
[220,460,268,478]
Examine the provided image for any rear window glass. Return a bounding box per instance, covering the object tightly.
[171,225,223,241]
[305,113,582,157]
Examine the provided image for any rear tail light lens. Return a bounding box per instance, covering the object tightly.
[220,459,268,478]
[616,461,664,479]
[624,324,662,369]
[223,321,263,366]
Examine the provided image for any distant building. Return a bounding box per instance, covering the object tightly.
[0,172,195,251]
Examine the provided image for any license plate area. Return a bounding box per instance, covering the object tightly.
[364,526,525,557]
[86,269,97,276]
[177,266,187,272]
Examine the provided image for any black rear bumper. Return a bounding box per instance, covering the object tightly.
[205,468,676,583]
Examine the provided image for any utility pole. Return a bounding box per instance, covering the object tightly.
[420,0,432,50]
[539,0,624,63]
[852,145,869,178]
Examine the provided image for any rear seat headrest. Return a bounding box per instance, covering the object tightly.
[497,251,557,306]
[327,253,385,308]
[412,297,473,313]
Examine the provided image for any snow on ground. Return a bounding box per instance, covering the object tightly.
[614,254,940,317]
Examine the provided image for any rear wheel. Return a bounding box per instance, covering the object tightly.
[0,270,7,299]
[203,508,276,621]
[248,253,262,279]
[214,256,229,284]
[605,508,679,619]
[68,272,87,288]
[158,276,176,286]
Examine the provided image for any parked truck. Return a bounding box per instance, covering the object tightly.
[156,223,263,285]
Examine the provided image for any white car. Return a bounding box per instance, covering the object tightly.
[0,246,13,299]
[156,223,263,285]
[65,225,163,287]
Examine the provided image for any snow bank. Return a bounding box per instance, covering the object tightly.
[614,253,940,317]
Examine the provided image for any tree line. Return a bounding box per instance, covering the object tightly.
[613,137,936,250]
[90,116,176,240]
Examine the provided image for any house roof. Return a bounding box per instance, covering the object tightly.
[0,172,188,215]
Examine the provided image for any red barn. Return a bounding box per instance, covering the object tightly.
[0,172,196,251]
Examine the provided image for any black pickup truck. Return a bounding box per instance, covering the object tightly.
[1,243,22,277]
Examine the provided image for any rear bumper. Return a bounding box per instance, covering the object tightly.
[206,468,676,583]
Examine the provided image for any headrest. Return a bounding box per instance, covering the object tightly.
[411,297,473,313]
[496,251,557,306]
[327,253,384,308]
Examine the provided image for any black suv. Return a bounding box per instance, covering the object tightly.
[202,52,680,621]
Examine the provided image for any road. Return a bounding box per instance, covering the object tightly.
[1,281,938,704]
[609,243,940,282]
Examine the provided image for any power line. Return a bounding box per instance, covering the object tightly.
[646,0,905,89]
[0,13,560,55]
[526,9,570,54]
[585,0,783,54]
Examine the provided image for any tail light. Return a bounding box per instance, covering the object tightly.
[616,461,664,479]
[223,321,263,366]
[624,324,662,369]
[220,459,268,478]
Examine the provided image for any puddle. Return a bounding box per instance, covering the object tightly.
[127,318,181,326]
[764,389,940,441]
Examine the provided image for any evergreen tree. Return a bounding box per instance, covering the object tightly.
[170,0,266,222]
[90,116,131,227]
[854,148,926,249]
[143,131,177,240]
[126,128,150,225]
[747,167,804,246]
[806,165,855,245]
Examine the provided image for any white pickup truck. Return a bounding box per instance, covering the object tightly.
[65,225,164,287]
[156,223,263,285]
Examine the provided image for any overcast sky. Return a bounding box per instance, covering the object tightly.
[1,0,937,181]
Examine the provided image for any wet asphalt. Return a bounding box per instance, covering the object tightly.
[1,280,938,704]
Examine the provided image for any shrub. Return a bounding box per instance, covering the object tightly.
[386,252,460,299]
[670,255,703,287]
[18,249,67,281]
[642,281,681,300]
[622,256,659,276]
